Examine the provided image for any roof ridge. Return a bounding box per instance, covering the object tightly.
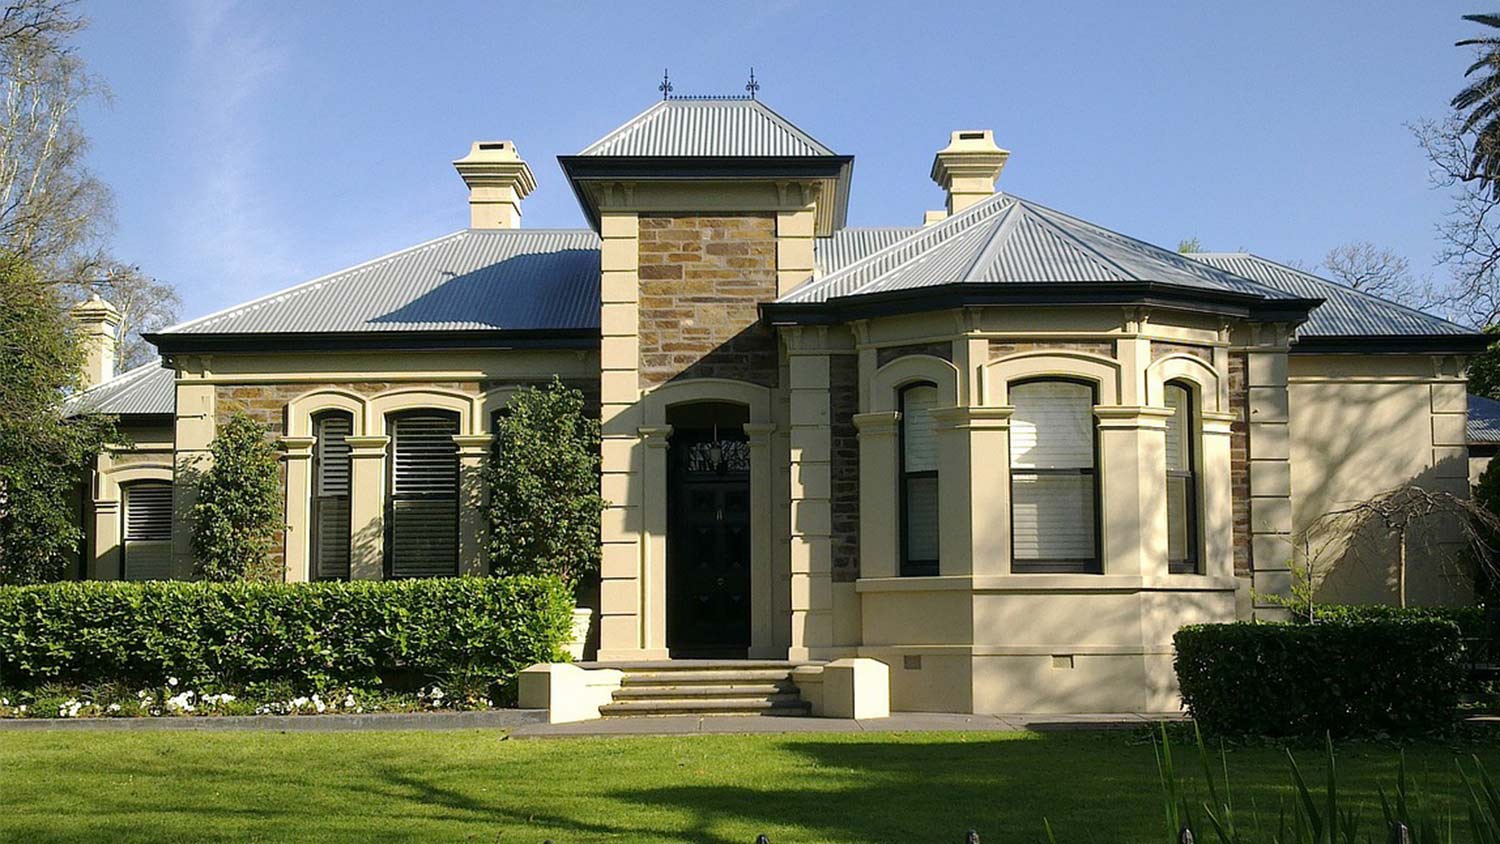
[1020,201,1137,281]
[578,100,667,156]
[957,201,1020,283]
[160,230,470,335]
[1199,252,1477,332]
[1014,197,1294,299]
[74,358,163,397]
[785,193,1011,301]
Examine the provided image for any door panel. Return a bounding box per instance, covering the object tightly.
[668,433,752,657]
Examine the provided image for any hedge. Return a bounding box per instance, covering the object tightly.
[1174,619,1464,736]
[0,576,574,694]
[1308,603,1488,640]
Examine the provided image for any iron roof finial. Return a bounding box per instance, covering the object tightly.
[746,67,759,99]
[658,68,673,100]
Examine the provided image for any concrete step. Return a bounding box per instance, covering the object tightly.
[579,660,805,671]
[600,695,812,717]
[612,683,795,700]
[619,670,797,686]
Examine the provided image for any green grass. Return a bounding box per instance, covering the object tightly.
[3,728,1500,843]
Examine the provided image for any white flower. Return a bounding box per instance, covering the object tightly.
[430,686,444,699]
[1,697,8,706]
[137,689,150,699]
[165,692,195,713]
[343,694,356,709]
[57,699,83,718]
[106,703,121,713]
[167,677,179,687]
[17,704,27,713]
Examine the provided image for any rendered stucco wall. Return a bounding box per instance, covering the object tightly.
[1288,354,1471,606]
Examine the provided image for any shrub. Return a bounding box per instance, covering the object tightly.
[191,412,283,581]
[485,379,604,589]
[0,576,574,696]
[1309,603,1487,638]
[1174,619,1463,736]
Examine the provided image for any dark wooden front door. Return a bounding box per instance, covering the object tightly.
[667,431,752,657]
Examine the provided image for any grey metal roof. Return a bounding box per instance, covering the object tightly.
[1471,394,1500,443]
[578,97,837,158]
[1189,253,1473,338]
[815,227,920,276]
[158,229,602,335]
[780,193,1294,304]
[65,360,174,417]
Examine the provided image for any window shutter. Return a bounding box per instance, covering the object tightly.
[902,386,940,473]
[123,481,173,580]
[1164,386,1188,472]
[312,413,353,581]
[388,412,459,578]
[1010,381,1097,567]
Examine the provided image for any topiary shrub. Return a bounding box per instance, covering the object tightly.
[190,412,283,581]
[0,576,574,694]
[485,379,604,590]
[1174,619,1463,736]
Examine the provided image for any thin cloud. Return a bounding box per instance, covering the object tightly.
[172,0,294,313]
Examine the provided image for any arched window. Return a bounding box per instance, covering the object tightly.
[311,411,353,581]
[1164,382,1200,573]
[387,410,460,578]
[122,480,173,581]
[1009,380,1100,573]
[900,382,940,575]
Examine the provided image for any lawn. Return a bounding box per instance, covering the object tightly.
[3,727,1500,843]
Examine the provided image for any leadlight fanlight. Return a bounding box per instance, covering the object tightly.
[900,382,940,576]
[1009,379,1101,573]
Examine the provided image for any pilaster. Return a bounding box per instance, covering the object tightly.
[454,434,493,576]
[776,206,817,296]
[280,436,316,582]
[1245,331,1294,608]
[91,498,120,581]
[1095,407,1172,576]
[597,209,647,659]
[345,435,389,580]
[853,411,900,579]
[787,328,835,661]
[171,365,215,579]
[1201,413,1237,579]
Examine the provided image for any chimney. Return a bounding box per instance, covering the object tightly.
[930,129,1010,215]
[71,293,121,389]
[452,140,537,229]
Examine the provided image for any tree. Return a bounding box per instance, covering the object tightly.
[0,5,110,271]
[0,251,114,584]
[1319,241,1433,307]
[190,412,283,582]
[1453,13,1500,199]
[484,379,604,589]
[1301,483,1500,608]
[1467,325,1500,400]
[58,258,178,369]
[1176,237,1202,255]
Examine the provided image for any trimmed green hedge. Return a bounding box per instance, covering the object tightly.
[0,577,573,694]
[1174,619,1464,736]
[1309,604,1488,639]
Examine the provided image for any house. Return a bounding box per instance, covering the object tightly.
[66,96,1489,714]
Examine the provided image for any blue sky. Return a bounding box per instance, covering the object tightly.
[77,1,1483,320]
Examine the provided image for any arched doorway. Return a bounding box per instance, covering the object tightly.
[666,401,752,657]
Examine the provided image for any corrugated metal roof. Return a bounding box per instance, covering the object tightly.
[781,193,1292,304]
[1471,394,1500,443]
[64,360,174,417]
[815,227,920,276]
[579,97,837,157]
[1189,253,1474,337]
[159,229,602,335]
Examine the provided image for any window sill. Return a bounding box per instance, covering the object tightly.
[856,573,1239,594]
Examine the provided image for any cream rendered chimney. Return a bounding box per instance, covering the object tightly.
[71,293,121,389]
[452,140,537,229]
[930,129,1010,215]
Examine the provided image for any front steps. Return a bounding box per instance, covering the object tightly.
[579,660,813,717]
